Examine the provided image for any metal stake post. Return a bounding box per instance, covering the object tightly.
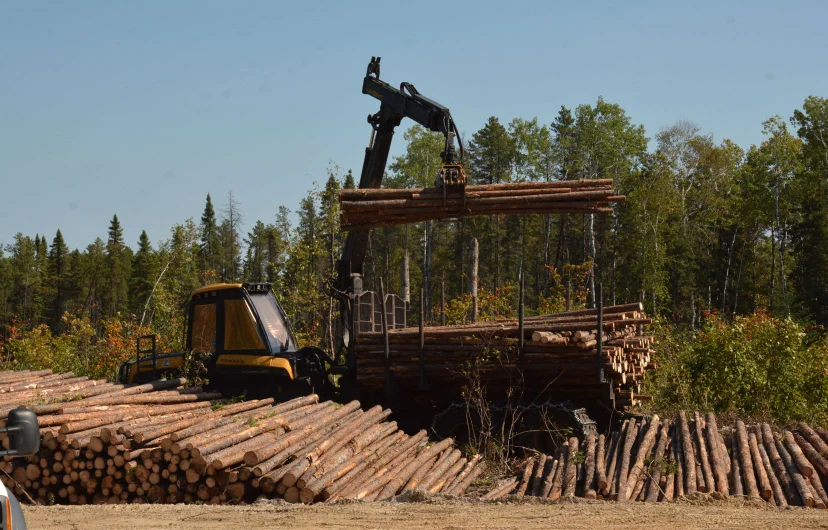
[440,279,446,326]
[419,287,427,391]
[379,279,392,393]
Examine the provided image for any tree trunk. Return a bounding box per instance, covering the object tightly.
[678,411,697,494]
[733,234,747,316]
[721,227,738,314]
[543,214,552,293]
[588,213,596,308]
[770,224,776,313]
[400,251,410,304]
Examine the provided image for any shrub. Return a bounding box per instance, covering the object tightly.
[1,313,162,381]
[645,313,828,425]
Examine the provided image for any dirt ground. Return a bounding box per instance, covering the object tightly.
[21,499,828,530]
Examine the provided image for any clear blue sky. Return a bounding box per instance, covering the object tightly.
[1,1,826,251]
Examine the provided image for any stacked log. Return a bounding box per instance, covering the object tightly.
[482,410,828,509]
[339,179,625,231]
[355,303,654,409]
[0,370,483,505]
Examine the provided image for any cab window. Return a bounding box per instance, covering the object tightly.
[224,299,266,351]
[249,293,290,351]
[191,303,217,353]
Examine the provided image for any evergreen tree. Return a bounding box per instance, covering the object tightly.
[343,169,355,189]
[83,238,107,323]
[243,220,270,282]
[199,193,222,280]
[469,117,515,185]
[6,234,39,323]
[104,214,131,317]
[47,229,69,329]
[268,206,292,290]
[32,235,48,323]
[130,230,155,316]
[469,117,516,292]
[62,249,84,317]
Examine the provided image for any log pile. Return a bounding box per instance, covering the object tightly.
[483,410,828,509]
[339,179,625,231]
[0,370,483,505]
[355,303,654,409]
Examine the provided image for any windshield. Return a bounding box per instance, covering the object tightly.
[249,293,290,351]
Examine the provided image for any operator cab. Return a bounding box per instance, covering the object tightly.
[188,282,296,359]
[118,282,320,400]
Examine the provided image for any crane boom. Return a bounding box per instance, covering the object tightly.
[334,57,465,381]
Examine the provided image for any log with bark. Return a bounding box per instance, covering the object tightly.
[0,370,479,506]
[355,304,654,411]
[339,180,625,231]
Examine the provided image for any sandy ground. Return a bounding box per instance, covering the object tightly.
[21,499,828,530]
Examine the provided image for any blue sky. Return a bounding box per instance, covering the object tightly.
[1,1,826,250]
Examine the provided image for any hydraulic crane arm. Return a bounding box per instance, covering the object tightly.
[337,57,464,295]
[361,62,464,164]
[333,57,464,377]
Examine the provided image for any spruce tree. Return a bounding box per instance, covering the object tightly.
[243,220,269,282]
[104,215,131,317]
[130,230,155,316]
[468,117,516,292]
[343,169,355,189]
[47,229,69,329]
[199,193,221,279]
[7,234,39,322]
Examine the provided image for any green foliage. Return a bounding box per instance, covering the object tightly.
[1,313,150,381]
[444,285,516,324]
[388,125,445,188]
[645,313,828,424]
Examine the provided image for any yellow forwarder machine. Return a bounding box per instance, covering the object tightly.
[118,282,331,400]
[120,58,602,439]
[120,57,468,404]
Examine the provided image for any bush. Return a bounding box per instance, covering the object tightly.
[1,313,164,381]
[645,313,828,425]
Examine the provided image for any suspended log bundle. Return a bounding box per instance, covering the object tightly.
[482,410,828,509]
[339,179,625,231]
[0,370,482,505]
[355,303,654,410]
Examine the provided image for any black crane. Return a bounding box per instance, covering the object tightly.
[333,57,466,391]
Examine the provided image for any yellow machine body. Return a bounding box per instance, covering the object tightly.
[118,282,311,399]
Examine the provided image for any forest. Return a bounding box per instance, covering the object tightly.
[1,95,827,421]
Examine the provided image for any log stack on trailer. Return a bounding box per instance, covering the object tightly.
[338,179,625,231]
[482,410,828,509]
[355,303,654,410]
[0,369,483,505]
